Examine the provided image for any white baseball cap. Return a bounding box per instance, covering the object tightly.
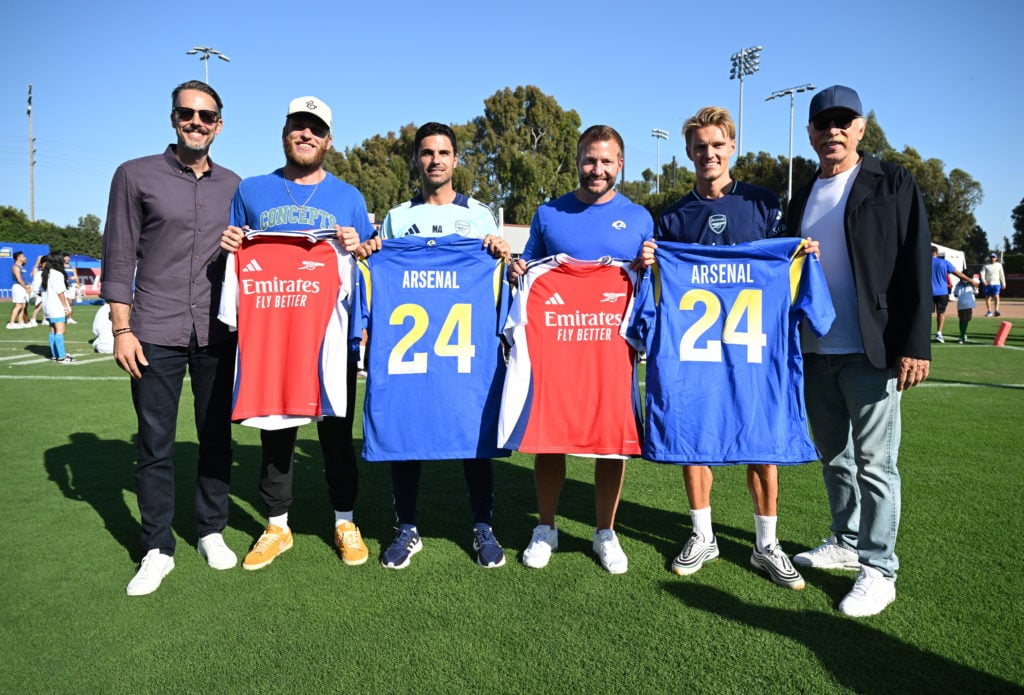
[287,96,332,132]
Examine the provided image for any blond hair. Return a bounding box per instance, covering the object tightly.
[682,107,736,149]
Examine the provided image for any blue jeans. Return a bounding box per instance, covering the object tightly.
[131,334,235,555]
[803,353,901,577]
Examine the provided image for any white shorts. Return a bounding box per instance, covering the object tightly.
[11,285,29,304]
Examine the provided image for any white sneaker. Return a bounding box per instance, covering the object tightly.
[126,549,175,596]
[793,535,860,570]
[593,528,628,575]
[67,317,78,324]
[27,320,38,327]
[839,565,896,617]
[198,533,238,570]
[522,525,558,568]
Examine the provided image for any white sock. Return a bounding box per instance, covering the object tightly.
[690,507,713,540]
[269,513,289,532]
[335,510,353,527]
[754,514,777,553]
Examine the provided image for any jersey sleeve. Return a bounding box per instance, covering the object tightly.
[218,251,239,330]
[793,251,835,339]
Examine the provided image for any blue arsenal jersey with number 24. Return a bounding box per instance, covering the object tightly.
[626,237,834,465]
[355,235,510,461]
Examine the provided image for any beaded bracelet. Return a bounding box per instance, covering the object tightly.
[113,328,133,337]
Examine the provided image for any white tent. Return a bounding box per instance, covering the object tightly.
[934,243,969,299]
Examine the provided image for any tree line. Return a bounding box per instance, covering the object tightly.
[0,207,102,258]
[2,85,1020,265]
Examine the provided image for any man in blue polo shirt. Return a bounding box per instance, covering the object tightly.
[930,246,977,343]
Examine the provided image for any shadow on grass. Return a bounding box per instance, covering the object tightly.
[661,582,1021,693]
[24,343,52,358]
[45,432,260,561]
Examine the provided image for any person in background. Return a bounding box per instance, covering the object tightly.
[931,245,977,343]
[29,255,46,326]
[980,252,1006,317]
[953,278,976,344]
[41,253,75,363]
[92,301,114,354]
[62,253,81,321]
[7,251,31,329]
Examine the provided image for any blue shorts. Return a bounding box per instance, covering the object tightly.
[982,285,1001,298]
[49,316,66,325]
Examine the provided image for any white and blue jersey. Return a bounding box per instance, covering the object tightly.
[355,235,510,461]
[656,181,783,246]
[626,238,834,465]
[230,169,376,242]
[379,192,498,240]
[522,192,653,261]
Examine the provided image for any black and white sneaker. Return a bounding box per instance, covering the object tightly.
[751,544,805,589]
[671,533,719,576]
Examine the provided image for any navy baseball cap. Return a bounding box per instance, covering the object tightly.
[809,85,863,122]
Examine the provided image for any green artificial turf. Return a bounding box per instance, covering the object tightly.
[1,304,1022,693]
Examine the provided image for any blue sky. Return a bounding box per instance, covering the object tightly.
[1,0,1021,249]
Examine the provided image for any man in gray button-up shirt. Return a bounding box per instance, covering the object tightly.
[101,80,241,596]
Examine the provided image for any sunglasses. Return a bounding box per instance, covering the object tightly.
[286,117,330,139]
[811,112,856,132]
[173,106,220,126]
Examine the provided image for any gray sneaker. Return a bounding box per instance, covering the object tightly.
[751,544,805,589]
[671,533,719,576]
[793,536,860,570]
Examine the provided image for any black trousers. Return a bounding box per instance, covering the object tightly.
[258,360,359,517]
[132,333,235,555]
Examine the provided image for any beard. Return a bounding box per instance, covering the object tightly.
[579,172,616,199]
[177,125,214,154]
[283,136,328,169]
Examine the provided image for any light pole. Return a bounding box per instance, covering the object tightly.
[186,45,230,83]
[765,83,815,203]
[651,128,669,194]
[729,45,762,157]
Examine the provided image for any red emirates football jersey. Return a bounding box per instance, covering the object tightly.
[221,236,352,424]
[499,256,641,456]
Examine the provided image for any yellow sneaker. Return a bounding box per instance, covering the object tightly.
[334,521,369,566]
[242,525,293,570]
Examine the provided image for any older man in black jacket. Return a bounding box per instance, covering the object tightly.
[786,85,931,618]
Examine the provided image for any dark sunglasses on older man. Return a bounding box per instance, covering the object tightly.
[811,112,856,132]
[173,107,220,126]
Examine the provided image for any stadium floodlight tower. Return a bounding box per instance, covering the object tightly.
[186,45,230,84]
[651,129,669,194]
[729,45,762,157]
[765,83,816,203]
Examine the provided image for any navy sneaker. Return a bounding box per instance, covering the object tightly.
[472,524,506,568]
[382,525,422,569]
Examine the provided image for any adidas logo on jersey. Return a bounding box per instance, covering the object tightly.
[545,293,566,305]
[242,259,264,273]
